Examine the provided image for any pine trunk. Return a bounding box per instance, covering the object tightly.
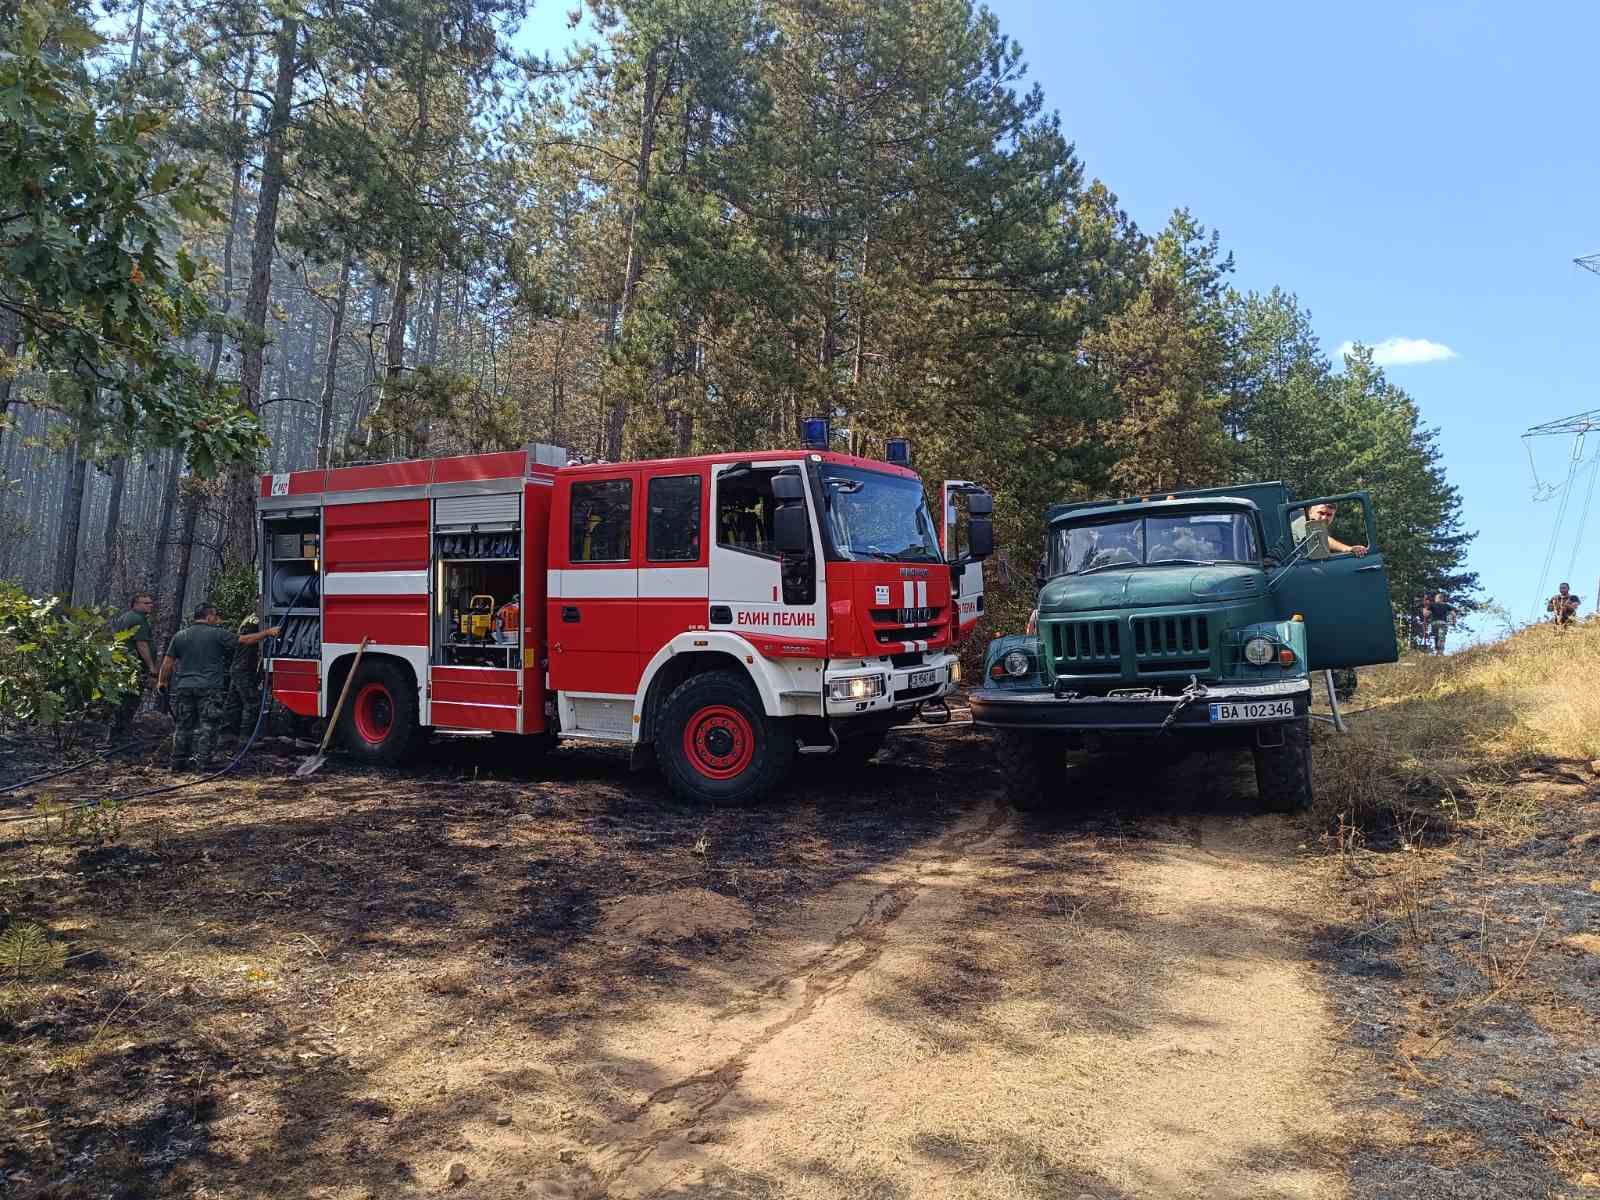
[317,253,353,469]
[54,427,89,601]
[604,43,663,462]
[223,17,298,566]
[98,455,127,604]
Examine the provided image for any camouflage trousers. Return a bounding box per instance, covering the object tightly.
[171,688,226,769]
[220,670,263,738]
[109,673,149,743]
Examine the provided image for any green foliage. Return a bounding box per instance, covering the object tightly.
[1086,210,1236,494]
[208,562,260,627]
[0,0,265,475]
[0,921,68,980]
[33,794,126,847]
[0,582,138,743]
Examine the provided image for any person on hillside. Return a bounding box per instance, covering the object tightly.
[1304,502,1368,559]
[105,591,157,749]
[1547,582,1582,627]
[157,603,279,772]
[1421,591,1457,654]
[220,604,267,743]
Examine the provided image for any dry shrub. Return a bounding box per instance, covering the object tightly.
[1315,620,1600,830]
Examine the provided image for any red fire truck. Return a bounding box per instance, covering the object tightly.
[256,442,993,804]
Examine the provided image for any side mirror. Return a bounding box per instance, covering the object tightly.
[966,490,994,517]
[774,504,809,554]
[771,472,805,503]
[966,517,994,560]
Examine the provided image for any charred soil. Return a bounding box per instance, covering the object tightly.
[0,706,1594,1199]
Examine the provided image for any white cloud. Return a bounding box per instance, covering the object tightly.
[1335,336,1458,366]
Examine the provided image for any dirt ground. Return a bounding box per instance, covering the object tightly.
[2,712,1596,1199]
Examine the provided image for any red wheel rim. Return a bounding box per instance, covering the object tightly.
[683,704,755,780]
[353,682,394,744]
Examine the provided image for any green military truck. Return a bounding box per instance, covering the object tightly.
[969,482,1399,812]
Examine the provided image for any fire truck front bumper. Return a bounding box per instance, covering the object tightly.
[822,652,960,718]
[969,678,1311,733]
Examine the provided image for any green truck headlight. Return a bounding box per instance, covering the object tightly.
[1243,636,1276,666]
[1002,649,1033,677]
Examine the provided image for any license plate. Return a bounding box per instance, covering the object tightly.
[1208,699,1295,723]
[908,668,939,689]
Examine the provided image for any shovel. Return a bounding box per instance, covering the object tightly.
[295,637,369,778]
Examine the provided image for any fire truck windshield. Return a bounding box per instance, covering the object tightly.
[819,464,941,563]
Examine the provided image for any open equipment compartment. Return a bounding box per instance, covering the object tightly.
[262,510,322,660]
[432,492,522,669]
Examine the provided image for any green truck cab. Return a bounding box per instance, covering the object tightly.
[969,481,1399,812]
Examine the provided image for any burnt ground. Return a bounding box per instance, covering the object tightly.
[1,712,1597,1199]
[1311,763,1600,1199]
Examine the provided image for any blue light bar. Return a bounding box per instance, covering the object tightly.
[885,438,911,466]
[800,417,829,449]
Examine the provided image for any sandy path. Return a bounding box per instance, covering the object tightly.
[504,804,1350,1200]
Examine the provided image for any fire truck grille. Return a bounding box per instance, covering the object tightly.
[870,607,941,625]
[1131,615,1212,673]
[1047,619,1121,676]
[893,682,943,704]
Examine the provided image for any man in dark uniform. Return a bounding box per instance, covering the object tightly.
[220,604,266,742]
[106,592,157,747]
[157,603,279,772]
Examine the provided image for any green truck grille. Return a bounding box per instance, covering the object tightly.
[1047,614,1213,678]
[1047,619,1121,674]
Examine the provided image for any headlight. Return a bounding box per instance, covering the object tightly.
[950,661,962,684]
[828,674,886,702]
[1243,636,1276,666]
[1002,649,1033,677]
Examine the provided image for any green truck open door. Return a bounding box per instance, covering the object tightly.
[1273,491,1399,670]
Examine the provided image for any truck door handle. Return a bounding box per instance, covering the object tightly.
[1356,564,1383,573]
[561,606,581,623]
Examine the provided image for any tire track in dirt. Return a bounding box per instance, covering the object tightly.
[580,799,1013,1196]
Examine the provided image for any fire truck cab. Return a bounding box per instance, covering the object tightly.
[257,445,993,804]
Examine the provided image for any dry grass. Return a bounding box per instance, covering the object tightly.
[1316,620,1600,829]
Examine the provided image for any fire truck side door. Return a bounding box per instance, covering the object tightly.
[942,481,992,638]
[549,470,640,696]
[709,461,826,652]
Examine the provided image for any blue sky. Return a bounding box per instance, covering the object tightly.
[516,1,1600,640]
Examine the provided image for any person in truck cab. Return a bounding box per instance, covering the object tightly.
[1303,502,1367,558]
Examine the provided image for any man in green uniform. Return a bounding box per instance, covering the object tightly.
[220,604,266,742]
[157,603,280,772]
[106,592,157,748]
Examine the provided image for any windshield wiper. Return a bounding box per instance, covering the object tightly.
[1077,560,1145,576]
[1148,558,1217,567]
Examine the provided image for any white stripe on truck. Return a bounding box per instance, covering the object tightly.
[323,570,428,596]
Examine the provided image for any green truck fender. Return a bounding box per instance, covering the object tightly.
[980,632,1047,689]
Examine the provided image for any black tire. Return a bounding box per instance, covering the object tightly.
[337,659,421,766]
[657,670,795,806]
[993,728,1066,811]
[1253,720,1313,814]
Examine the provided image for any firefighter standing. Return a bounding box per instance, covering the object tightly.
[220,605,266,741]
[157,603,279,772]
[105,591,157,748]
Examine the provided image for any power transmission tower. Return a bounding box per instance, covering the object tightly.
[1524,409,1600,439]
